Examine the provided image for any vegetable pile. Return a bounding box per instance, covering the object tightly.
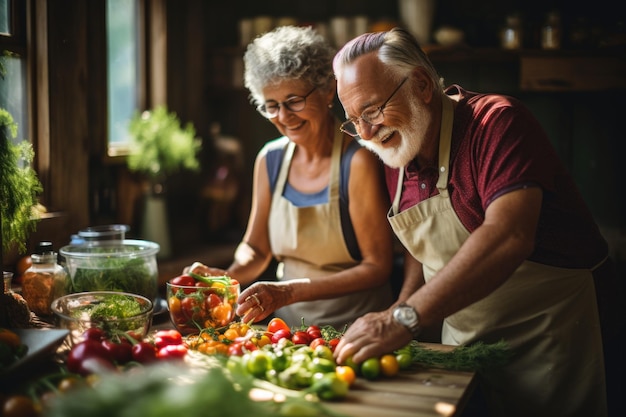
[0,314,510,417]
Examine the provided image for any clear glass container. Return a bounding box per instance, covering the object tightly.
[22,250,68,316]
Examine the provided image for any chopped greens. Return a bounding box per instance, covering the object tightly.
[73,294,143,320]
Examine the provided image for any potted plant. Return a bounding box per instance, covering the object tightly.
[126,106,201,258]
[0,108,43,273]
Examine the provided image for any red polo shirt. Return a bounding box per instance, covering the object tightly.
[385,85,608,268]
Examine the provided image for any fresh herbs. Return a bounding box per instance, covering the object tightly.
[70,256,157,301]
[407,339,511,371]
[75,294,143,320]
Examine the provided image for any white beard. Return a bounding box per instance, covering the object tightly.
[360,98,427,169]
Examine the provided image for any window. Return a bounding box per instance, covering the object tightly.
[106,0,142,157]
[0,0,28,147]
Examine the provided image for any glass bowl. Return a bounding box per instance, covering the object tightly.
[51,291,153,346]
[59,239,159,302]
[166,279,240,335]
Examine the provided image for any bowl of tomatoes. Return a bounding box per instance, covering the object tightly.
[166,273,240,335]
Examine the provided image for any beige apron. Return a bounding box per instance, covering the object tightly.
[388,96,607,417]
[269,123,393,329]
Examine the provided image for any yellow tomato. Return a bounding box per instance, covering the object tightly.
[380,354,400,377]
[336,365,356,386]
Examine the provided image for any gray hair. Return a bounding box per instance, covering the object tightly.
[243,25,336,107]
[333,27,444,90]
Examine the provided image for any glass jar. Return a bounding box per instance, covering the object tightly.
[541,11,562,50]
[21,245,68,316]
[501,14,523,50]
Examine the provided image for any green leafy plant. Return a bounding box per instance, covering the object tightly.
[127,106,201,186]
[0,108,43,266]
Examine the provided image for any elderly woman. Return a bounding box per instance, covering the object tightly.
[189,26,394,329]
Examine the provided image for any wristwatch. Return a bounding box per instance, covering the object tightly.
[392,303,421,337]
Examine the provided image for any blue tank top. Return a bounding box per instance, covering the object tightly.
[265,138,361,260]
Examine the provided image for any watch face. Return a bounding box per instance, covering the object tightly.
[399,307,417,323]
[394,305,417,325]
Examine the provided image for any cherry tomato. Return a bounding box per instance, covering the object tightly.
[206,293,222,309]
[306,325,322,340]
[246,350,270,378]
[309,337,326,350]
[313,345,334,361]
[227,342,245,356]
[101,339,133,364]
[396,352,412,370]
[154,329,183,349]
[336,365,356,386]
[328,338,340,352]
[157,343,188,360]
[181,296,202,320]
[170,274,195,287]
[270,328,292,344]
[266,317,290,335]
[380,354,400,377]
[292,331,311,345]
[2,395,38,417]
[131,341,158,364]
[170,275,196,294]
[67,339,115,376]
[361,357,381,380]
[82,327,105,342]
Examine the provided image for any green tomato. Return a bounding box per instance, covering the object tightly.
[308,357,336,374]
[311,372,349,401]
[312,345,334,361]
[270,350,290,372]
[396,352,413,370]
[246,350,270,378]
[360,357,381,380]
[344,355,360,375]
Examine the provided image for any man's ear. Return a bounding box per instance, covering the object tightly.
[411,67,434,103]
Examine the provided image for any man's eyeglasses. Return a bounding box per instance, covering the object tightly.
[256,87,317,119]
[340,77,408,137]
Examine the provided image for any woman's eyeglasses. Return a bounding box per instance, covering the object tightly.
[256,87,317,119]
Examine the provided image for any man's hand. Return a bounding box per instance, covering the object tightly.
[333,309,413,364]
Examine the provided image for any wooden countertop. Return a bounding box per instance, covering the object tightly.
[327,343,476,417]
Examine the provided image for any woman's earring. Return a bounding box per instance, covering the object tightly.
[328,103,333,108]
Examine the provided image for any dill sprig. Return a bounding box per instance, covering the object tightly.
[407,339,511,371]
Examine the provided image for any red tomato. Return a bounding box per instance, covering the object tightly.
[306,325,322,340]
[292,331,311,345]
[267,317,290,335]
[67,340,116,375]
[101,339,133,364]
[170,275,196,294]
[309,337,326,350]
[157,344,188,360]
[228,342,245,356]
[181,296,201,320]
[131,342,158,364]
[328,338,340,352]
[82,327,105,341]
[154,329,183,349]
[206,293,222,309]
[270,328,292,344]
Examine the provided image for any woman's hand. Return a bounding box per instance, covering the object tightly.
[183,261,228,277]
[236,281,292,323]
